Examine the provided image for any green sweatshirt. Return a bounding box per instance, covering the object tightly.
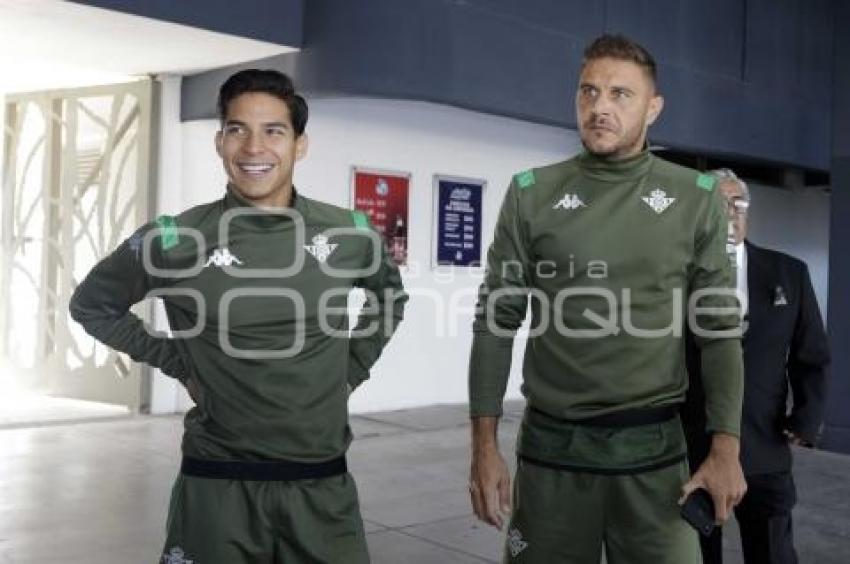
[70,187,407,462]
[469,149,743,439]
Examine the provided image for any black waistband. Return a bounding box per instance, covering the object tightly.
[520,452,687,476]
[180,456,347,481]
[529,404,679,428]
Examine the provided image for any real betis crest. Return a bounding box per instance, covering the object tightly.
[304,234,338,263]
[161,547,194,564]
[642,188,676,214]
[507,527,529,557]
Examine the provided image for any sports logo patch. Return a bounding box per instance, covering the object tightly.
[507,527,529,558]
[204,247,243,268]
[553,193,587,210]
[642,188,675,214]
[304,234,338,263]
[161,546,194,564]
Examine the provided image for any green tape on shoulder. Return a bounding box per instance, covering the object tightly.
[155,215,179,250]
[351,210,370,230]
[516,169,536,189]
[696,173,716,191]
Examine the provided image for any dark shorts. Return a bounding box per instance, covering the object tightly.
[160,471,369,564]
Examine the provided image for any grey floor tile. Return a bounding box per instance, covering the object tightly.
[0,393,130,428]
[502,399,526,416]
[349,427,515,529]
[367,529,494,563]
[400,515,505,562]
[358,403,470,431]
[363,518,388,534]
[792,508,850,563]
[360,488,472,530]
[350,414,412,438]
[1,405,849,563]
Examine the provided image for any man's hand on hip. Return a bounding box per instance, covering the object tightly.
[680,432,747,523]
[184,377,201,404]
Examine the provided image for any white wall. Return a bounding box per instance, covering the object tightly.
[0,93,6,231]
[152,96,833,415]
[149,75,195,414]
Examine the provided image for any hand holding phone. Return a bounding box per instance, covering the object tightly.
[680,488,717,537]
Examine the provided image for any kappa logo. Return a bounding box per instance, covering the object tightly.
[553,193,586,210]
[204,247,243,268]
[507,527,529,558]
[304,234,338,263]
[161,546,194,564]
[642,188,676,214]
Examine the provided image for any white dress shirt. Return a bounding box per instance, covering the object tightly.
[736,242,748,318]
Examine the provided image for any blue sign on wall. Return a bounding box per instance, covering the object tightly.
[434,176,484,267]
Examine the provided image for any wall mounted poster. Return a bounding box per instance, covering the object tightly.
[351,167,410,266]
[433,175,484,267]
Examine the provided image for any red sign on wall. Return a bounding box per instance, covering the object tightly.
[351,167,410,265]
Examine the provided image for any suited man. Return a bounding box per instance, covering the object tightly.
[682,168,830,564]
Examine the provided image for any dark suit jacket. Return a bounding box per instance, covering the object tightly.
[683,241,830,475]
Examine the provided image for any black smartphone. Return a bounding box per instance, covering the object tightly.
[680,488,717,537]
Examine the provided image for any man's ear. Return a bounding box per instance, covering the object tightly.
[646,95,664,126]
[215,130,223,158]
[295,133,309,161]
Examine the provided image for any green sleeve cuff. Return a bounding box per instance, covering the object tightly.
[705,425,741,439]
[469,398,504,418]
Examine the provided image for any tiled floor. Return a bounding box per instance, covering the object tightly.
[1,402,848,563]
[0,386,130,428]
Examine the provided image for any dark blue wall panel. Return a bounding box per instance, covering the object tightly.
[607,0,746,79]
[460,0,604,41]
[181,0,833,172]
[824,158,850,453]
[745,0,833,97]
[70,0,304,47]
[823,0,850,454]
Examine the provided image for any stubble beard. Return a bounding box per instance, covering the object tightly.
[582,126,647,160]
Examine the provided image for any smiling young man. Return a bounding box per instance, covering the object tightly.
[69,70,407,563]
[468,35,747,563]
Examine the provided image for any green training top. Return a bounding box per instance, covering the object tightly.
[469,149,743,437]
[70,187,408,462]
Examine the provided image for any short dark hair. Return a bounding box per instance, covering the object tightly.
[217,69,308,136]
[582,34,657,85]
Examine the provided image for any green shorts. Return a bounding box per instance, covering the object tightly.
[503,458,701,564]
[160,472,369,564]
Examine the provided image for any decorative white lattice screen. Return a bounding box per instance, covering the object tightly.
[1,80,154,410]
